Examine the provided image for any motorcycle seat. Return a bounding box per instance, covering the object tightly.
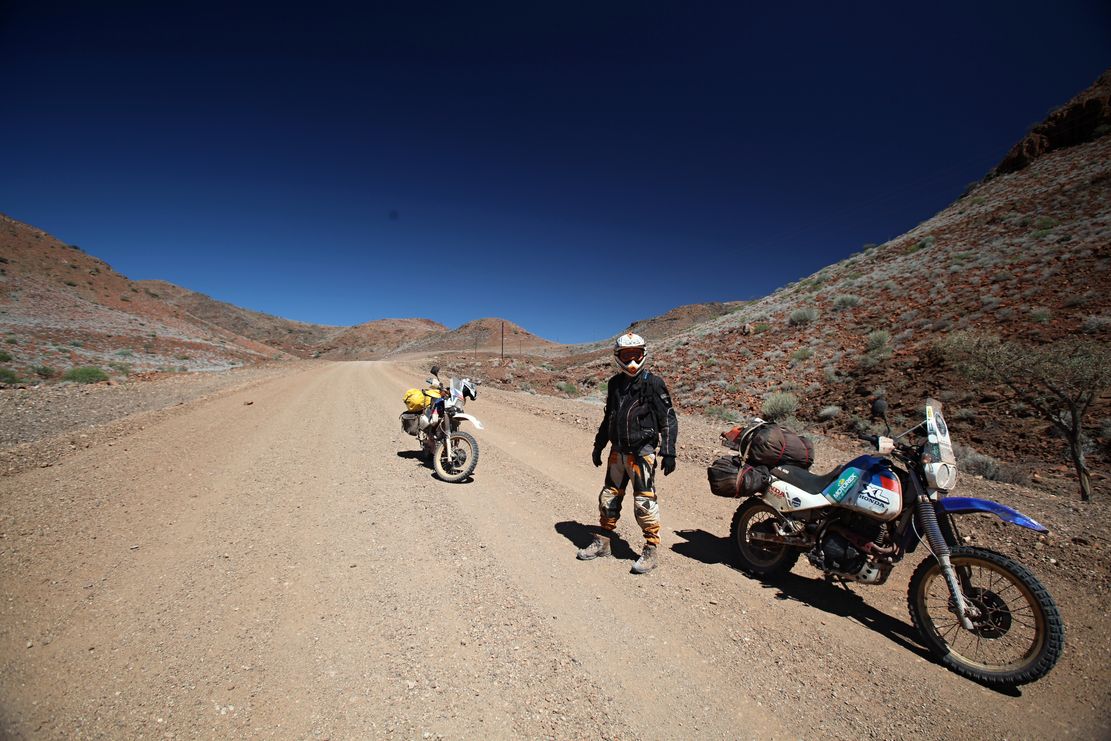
[771,464,842,495]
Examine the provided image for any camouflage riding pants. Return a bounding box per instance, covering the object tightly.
[598,448,660,546]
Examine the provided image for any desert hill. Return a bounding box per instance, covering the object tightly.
[0,218,560,376]
[0,215,287,377]
[315,318,449,360]
[396,317,557,358]
[138,280,345,357]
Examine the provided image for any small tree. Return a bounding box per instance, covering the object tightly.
[943,332,1111,501]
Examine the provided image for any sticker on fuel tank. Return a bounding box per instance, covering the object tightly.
[857,484,891,513]
[828,471,860,503]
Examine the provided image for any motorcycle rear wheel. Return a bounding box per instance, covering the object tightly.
[730,498,800,576]
[433,431,479,483]
[907,546,1064,687]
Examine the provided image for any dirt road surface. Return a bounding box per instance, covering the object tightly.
[2,362,1108,739]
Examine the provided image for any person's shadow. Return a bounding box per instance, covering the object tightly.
[555,521,639,561]
[672,527,1022,696]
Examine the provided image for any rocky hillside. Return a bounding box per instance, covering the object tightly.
[0,215,287,380]
[397,318,557,357]
[0,218,560,378]
[316,318,449,360]
[442,77,1111,491]
[138,280,344,357]
[992,68,1111,176]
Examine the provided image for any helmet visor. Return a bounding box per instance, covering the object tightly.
[617,347,645,364]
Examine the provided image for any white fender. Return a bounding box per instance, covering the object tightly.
[452,413,484,430]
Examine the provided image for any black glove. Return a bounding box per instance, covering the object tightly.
[662,455,676,476]
[592,445,605,467]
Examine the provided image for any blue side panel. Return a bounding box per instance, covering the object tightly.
[939,497,1049,533]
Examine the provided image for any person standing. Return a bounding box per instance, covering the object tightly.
[577,332,678,574]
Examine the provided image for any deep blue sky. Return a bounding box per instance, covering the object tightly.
[2,2,1108,343]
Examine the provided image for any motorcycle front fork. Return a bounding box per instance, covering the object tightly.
[917,496,977,630]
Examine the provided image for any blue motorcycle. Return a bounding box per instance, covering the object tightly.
[724,397,1063,686]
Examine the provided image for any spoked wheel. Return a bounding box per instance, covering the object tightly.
[432,431,479,483]
[730,498,799,576]
[907,546,1064,686]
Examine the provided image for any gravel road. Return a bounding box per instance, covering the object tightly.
[1,361,1107,739]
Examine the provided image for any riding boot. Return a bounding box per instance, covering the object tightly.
[576,534,612,560]
[632,544,658,574]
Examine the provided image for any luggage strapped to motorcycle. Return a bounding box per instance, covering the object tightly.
[732,420,815,470]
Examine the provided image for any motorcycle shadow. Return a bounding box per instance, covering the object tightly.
[672,528,943,668]
[555,521,640,561]
[396,450,475,483]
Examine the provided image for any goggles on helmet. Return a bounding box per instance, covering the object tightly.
[617,347,645,363]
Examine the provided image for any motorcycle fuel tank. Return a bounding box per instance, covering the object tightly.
[823,456,902,521]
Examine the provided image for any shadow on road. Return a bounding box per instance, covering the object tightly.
[670,528,973,677]
[555,521,638,561]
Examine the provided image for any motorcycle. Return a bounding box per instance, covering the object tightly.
[720,397,1064,687]
[400,377,483,483]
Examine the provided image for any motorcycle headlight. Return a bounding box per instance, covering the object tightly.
[925,462,958,491]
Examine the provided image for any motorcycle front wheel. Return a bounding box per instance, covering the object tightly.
[730,498,800,576]
[907,545,1064,687]
[433,431,479,483]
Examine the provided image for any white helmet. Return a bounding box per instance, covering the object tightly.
[613,332,647,376]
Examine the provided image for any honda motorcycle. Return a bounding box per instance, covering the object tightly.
[400,378,483,483]
[722,398,1063,687]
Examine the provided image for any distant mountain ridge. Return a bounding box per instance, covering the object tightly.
[0,220,569,377]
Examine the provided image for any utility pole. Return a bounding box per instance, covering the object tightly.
[501,321,505,362]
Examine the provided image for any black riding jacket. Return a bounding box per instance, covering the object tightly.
[594,370,678,457]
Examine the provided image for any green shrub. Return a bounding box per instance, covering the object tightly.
[1033,216,1058,230]
[866,330,891,352]
[753,322,771,333]
[69,340,83,347]
[108,361,132,375]
[64,280,78,287]
[555,381,578,395]
[0,351,10,363]
[114,349,133,357]
[1030,307,1051,323]
[32,365,55,379]
[0,368,19,384]
[706,405,740,423]
[833,294,862,310]
[762,392,798,421]
[790,347,813,362]
[63,366,109,383]
[4,337,17,345]
[788,307,819,326]
[1082,316,1110,333]
[860,347,893,368]
[817,405,841,421]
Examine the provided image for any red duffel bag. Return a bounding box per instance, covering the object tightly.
[722,422,815,469]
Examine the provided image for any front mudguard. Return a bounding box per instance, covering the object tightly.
[451,413,484,431]
[938,496,1049,534]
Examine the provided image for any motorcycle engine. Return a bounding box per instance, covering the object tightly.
[807,514,891,584]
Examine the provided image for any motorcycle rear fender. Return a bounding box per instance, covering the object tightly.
[451,413,484,430]
[938,496,1048,534]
